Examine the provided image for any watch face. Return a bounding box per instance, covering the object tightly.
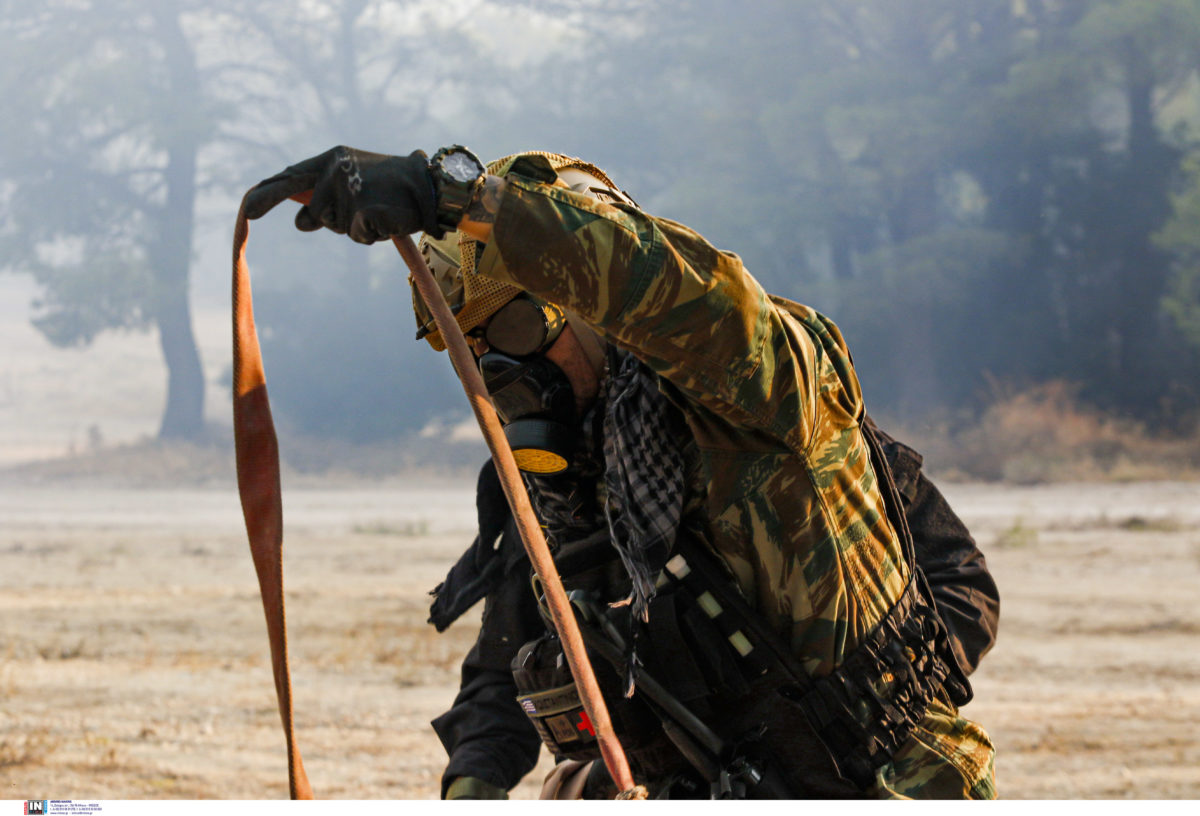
[443,151,482,183]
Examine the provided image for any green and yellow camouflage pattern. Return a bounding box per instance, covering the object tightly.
[474,155,996,799]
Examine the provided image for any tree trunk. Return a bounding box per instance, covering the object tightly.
[155,253,205,441]
[815,128,858,281]
[888,170,938,245]
[152,2,205,441]
[893,299,940,418]
[888,170,942,412]
[1110,39,1175,414]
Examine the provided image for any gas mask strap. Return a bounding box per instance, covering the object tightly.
[562,309,608,381]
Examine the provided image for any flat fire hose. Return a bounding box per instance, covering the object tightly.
[231,188,646,800]
[231,192,311,800]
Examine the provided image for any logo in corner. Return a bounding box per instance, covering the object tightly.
[24,803,48,816]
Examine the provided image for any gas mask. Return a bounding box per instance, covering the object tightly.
[479,352,576,474]
[474,294,576,474]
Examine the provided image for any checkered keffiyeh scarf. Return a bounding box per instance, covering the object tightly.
[600,348,687,622]
[524,348,688,623]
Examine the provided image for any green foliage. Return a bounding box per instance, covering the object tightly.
[29,252,156,347]
[0,1,221,343]
[1164,265,1200,348]
[253,264,462,442]
[1158,152,1200,349]
[624,0,1200,421]
[7,0,1200,442]
[0,0,229,438]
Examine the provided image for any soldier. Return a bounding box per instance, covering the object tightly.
[245,146,999,799]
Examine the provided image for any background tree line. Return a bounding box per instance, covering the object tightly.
[4,0,1200,445]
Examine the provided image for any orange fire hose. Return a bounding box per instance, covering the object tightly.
[231,188,645,799]
[231,192,312,799]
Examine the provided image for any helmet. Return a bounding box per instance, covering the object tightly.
[413,230,521,352]
[411,151,635,351]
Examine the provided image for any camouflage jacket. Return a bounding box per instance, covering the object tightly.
[470,155,995,798]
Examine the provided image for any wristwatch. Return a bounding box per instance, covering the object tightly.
[430,145,485,232]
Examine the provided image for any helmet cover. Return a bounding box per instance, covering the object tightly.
[411,151,633,350]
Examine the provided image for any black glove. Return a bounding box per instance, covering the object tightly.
[243,146,443,243]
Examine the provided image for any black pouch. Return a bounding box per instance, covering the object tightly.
[511,634,600,761]
[508,619,691,768]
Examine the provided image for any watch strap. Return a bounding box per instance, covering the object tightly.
[431,145,484,232]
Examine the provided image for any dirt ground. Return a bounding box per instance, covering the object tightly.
[2,479,1199,800]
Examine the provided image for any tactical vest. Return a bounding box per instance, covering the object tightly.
[509,423,970,799]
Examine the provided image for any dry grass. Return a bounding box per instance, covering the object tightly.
[0,728,60,769]
[0,429,487,488]
[1114,515,1184,533]
[295,602,479,687]
[3,482,1198,798]
[993,518,1040,549]
[353,520,431,537]
[5,381,1199,487]
[891,381,1200,483]
[81,735,123,771]
[1,437,239,487]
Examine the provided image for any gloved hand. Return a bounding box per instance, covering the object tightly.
[243,146,442,243]
[444,776,508,800]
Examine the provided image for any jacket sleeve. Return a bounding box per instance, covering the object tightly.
[475,164,867,453]
[431,552,544,796]
[871,422,1000,675]
[429,462,545,796]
